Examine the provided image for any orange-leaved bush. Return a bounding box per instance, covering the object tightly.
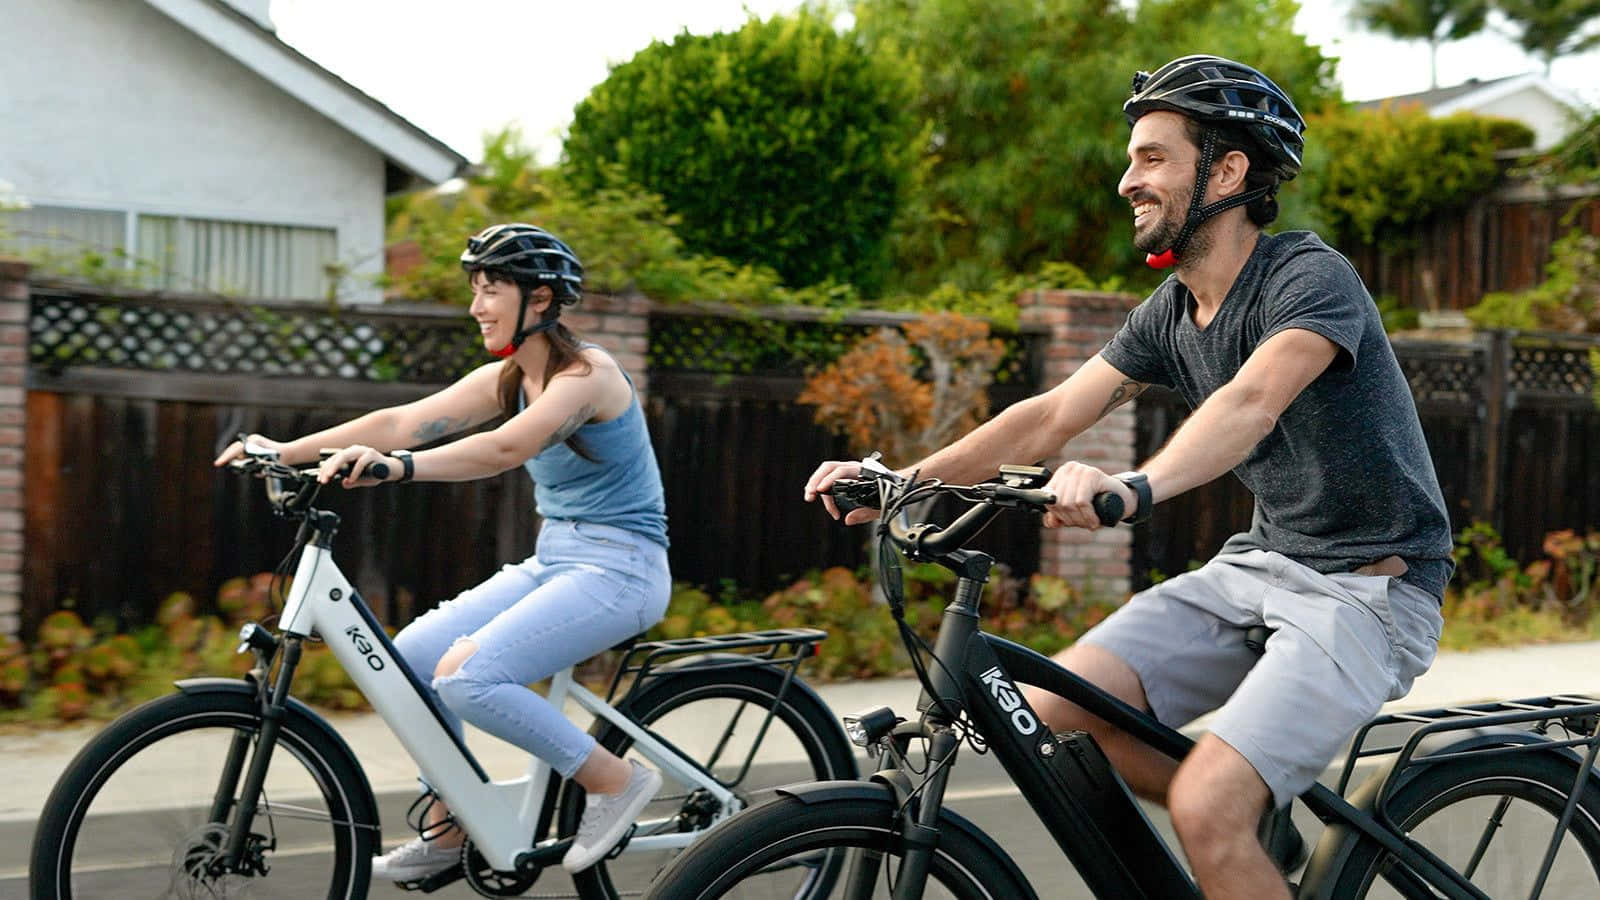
[798,312,1004,465]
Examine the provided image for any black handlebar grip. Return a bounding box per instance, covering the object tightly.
[1091,492,1123,526]
[825,478,881,513]
[366,461,390,481]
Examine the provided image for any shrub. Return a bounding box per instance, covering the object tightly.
[1305,107,1533,249]
[798,312,1005,464]
[563,9,923,294]
[1441,522,1600,649]
[1466,222,1600,332]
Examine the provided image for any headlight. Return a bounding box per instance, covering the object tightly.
[841,705,899,747]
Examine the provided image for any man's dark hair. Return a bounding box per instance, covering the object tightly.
[1181,118,1282,227]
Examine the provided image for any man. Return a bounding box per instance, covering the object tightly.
[804,55,1451,898]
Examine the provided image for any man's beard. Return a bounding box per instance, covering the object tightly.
[1132,183,1191,254]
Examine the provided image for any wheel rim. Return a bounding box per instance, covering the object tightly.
[1356,774,1600,898]
[55,709,359,899]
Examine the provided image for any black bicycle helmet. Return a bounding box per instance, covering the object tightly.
[1123,55,1306,268]
[460,223,584,356]
[1125,54,1304,181]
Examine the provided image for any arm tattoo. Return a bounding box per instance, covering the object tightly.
[539,404,597,453]
[413,416,472,443]
[1097,379,1149,419]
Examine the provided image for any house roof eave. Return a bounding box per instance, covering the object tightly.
[140,0,470,185]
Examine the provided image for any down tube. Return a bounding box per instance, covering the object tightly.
[290,552,533,870]
[958,634,1198,899]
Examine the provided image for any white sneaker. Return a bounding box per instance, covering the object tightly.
[371,836,459,882]
[562,761,663,873]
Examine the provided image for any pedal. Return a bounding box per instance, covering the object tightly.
[603,823,639,861]
[396,861,466,893]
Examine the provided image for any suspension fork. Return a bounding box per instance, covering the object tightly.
[223,635,305,868]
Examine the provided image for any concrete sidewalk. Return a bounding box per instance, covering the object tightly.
[2,640,1597,877]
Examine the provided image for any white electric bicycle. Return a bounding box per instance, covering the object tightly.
[30,455,857,899]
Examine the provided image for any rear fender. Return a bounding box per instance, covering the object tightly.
[1298,726,1597,899]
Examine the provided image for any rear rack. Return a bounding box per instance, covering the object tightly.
[604,628,828,704]
[1338,693,1600,796]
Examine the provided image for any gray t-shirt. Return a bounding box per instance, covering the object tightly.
[1100,231,1454,599]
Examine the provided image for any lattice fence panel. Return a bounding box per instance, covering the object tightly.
[29,288,484,383]
[648,312,1039,385]
[1510,342,1596,399]
[1396,344,1487,407]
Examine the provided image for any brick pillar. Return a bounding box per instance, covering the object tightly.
[1017,289,1139,600]
[0,260,27,640]
[564,291,654,398]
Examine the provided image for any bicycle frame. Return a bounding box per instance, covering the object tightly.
[243,514,743,872]
[877,546,1594,900]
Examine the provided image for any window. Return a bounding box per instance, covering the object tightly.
[1,205,338,298]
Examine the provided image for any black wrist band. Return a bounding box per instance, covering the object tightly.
[1114,472,1152,525]
[393,450,414,483]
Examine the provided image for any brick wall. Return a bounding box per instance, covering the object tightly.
[564,291,654,397]
[0,261,27,639]
[1017,289,1139,599]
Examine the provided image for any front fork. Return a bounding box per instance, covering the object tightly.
[842,721,962,900]
[213,633,304,871]
[844,567,988,900]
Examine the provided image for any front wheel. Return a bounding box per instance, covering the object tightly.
[562,664,859,899]
[643,788,1036,899]
[1328,750,1600,898]
[29,689,377,899]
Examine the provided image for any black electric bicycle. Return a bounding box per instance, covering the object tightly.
[644,462,1600,899]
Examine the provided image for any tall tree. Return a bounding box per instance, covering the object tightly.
[853,0,1337,288]
[1350,0,1490,88]
[1495,0,1600,74]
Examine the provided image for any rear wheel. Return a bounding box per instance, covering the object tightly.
[563,665,858,899]
[29,689,376,899]
[642,789,1035,899]
[1330,751,1600,898]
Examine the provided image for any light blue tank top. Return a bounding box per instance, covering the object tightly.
[520,360,668,548]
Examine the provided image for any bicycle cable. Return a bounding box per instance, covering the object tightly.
[873,476,992,757]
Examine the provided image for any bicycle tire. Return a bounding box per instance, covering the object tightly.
[643,788,1036,900]
[563,664,859,900]
[29,689,377,900]
[1328,749,1600,898]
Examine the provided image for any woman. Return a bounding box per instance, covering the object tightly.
[214,223,671,881]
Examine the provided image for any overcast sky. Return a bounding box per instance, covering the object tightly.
[268,0,1600,164]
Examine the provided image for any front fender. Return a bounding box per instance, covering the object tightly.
[1298,726,1598,899]
[773,778,1035,897]
[174,677,379,831]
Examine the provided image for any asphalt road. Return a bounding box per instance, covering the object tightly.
[6,752,1595,898]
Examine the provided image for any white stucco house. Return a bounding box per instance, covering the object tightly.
[1357,73,1588,152]
[0,0,467,302]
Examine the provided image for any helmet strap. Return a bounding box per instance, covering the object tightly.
[489,284,561,358]
[1144,130,1275,270]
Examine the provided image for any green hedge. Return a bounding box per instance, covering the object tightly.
[563,9,922,294]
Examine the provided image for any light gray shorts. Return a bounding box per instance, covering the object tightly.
[1078,548,1443,807]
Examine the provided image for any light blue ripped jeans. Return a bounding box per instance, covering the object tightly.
[393,519,671,778]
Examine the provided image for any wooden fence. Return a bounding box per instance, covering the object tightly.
[1133,330,1600,586]
[1344,183,1599,312]
[18,282,1047,638]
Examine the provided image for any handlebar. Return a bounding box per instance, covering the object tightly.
[226,455,389,518]
[826,471,1124,561]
